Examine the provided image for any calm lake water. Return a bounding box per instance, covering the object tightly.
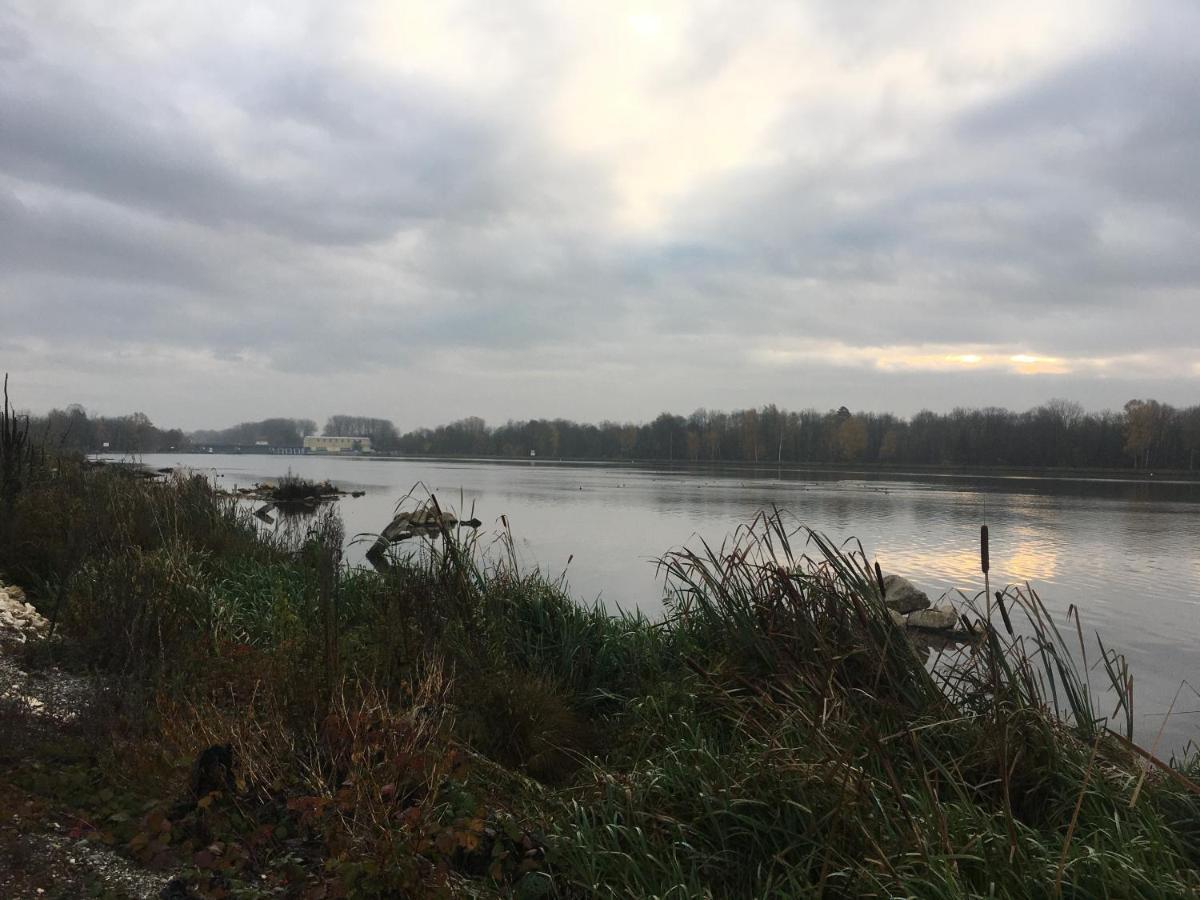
[119,453,1200,750]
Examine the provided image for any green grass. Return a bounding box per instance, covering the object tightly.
[2,446,1199,898]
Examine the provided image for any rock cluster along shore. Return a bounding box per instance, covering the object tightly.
[0,582,49,643]
[881,574,964,635]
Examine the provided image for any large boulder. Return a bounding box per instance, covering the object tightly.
[907,605,960,632]
[881,574,930,613]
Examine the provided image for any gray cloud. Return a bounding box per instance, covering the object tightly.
[2,1,1199,429]
[648,11,1200,359]
[0,50,517,244]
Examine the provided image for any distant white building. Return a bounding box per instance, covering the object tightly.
[304,435,372,453]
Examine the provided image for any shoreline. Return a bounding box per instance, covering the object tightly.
[6,456,1200,896]
[99,449,1200,487]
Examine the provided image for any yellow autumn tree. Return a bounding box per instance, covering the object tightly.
[1124,399,1168,469]
[878,427,901,462]
[836,416,868,462]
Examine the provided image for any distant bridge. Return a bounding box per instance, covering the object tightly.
[188,444,306,455]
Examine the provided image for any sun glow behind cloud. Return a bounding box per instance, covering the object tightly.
[755,343,1179,378]
[538,0,1124,230]
[1008,354,1069,374]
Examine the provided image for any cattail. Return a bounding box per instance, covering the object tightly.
[980,525,990,574]
[996,590,1014,636]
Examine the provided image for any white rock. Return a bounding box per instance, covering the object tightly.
[882,574,931,613]
[0,583,48,636]
[908,605,960,632]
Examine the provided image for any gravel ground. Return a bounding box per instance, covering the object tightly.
[0,642,97,726]
[0,786,170,899]
[0,581,173,899]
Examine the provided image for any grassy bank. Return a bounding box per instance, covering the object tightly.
[2,446,1200,897]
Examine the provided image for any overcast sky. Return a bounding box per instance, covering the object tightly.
[2,1,1198,430]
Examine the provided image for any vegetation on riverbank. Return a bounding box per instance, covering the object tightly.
[25,394,1200,471]
[3,430,1200,896]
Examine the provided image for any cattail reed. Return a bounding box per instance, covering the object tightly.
[981,524,992,611]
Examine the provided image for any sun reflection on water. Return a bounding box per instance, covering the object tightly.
[874,529,1062,597]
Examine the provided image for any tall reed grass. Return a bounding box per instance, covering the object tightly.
[2,454,1199,897]
[0,374,42,508]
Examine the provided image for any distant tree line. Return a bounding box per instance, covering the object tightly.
[30,405,186,453]
[191,417,318,447]
[28,410,320,453]
[22,399,1200,470]
[394,400,1200,470]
